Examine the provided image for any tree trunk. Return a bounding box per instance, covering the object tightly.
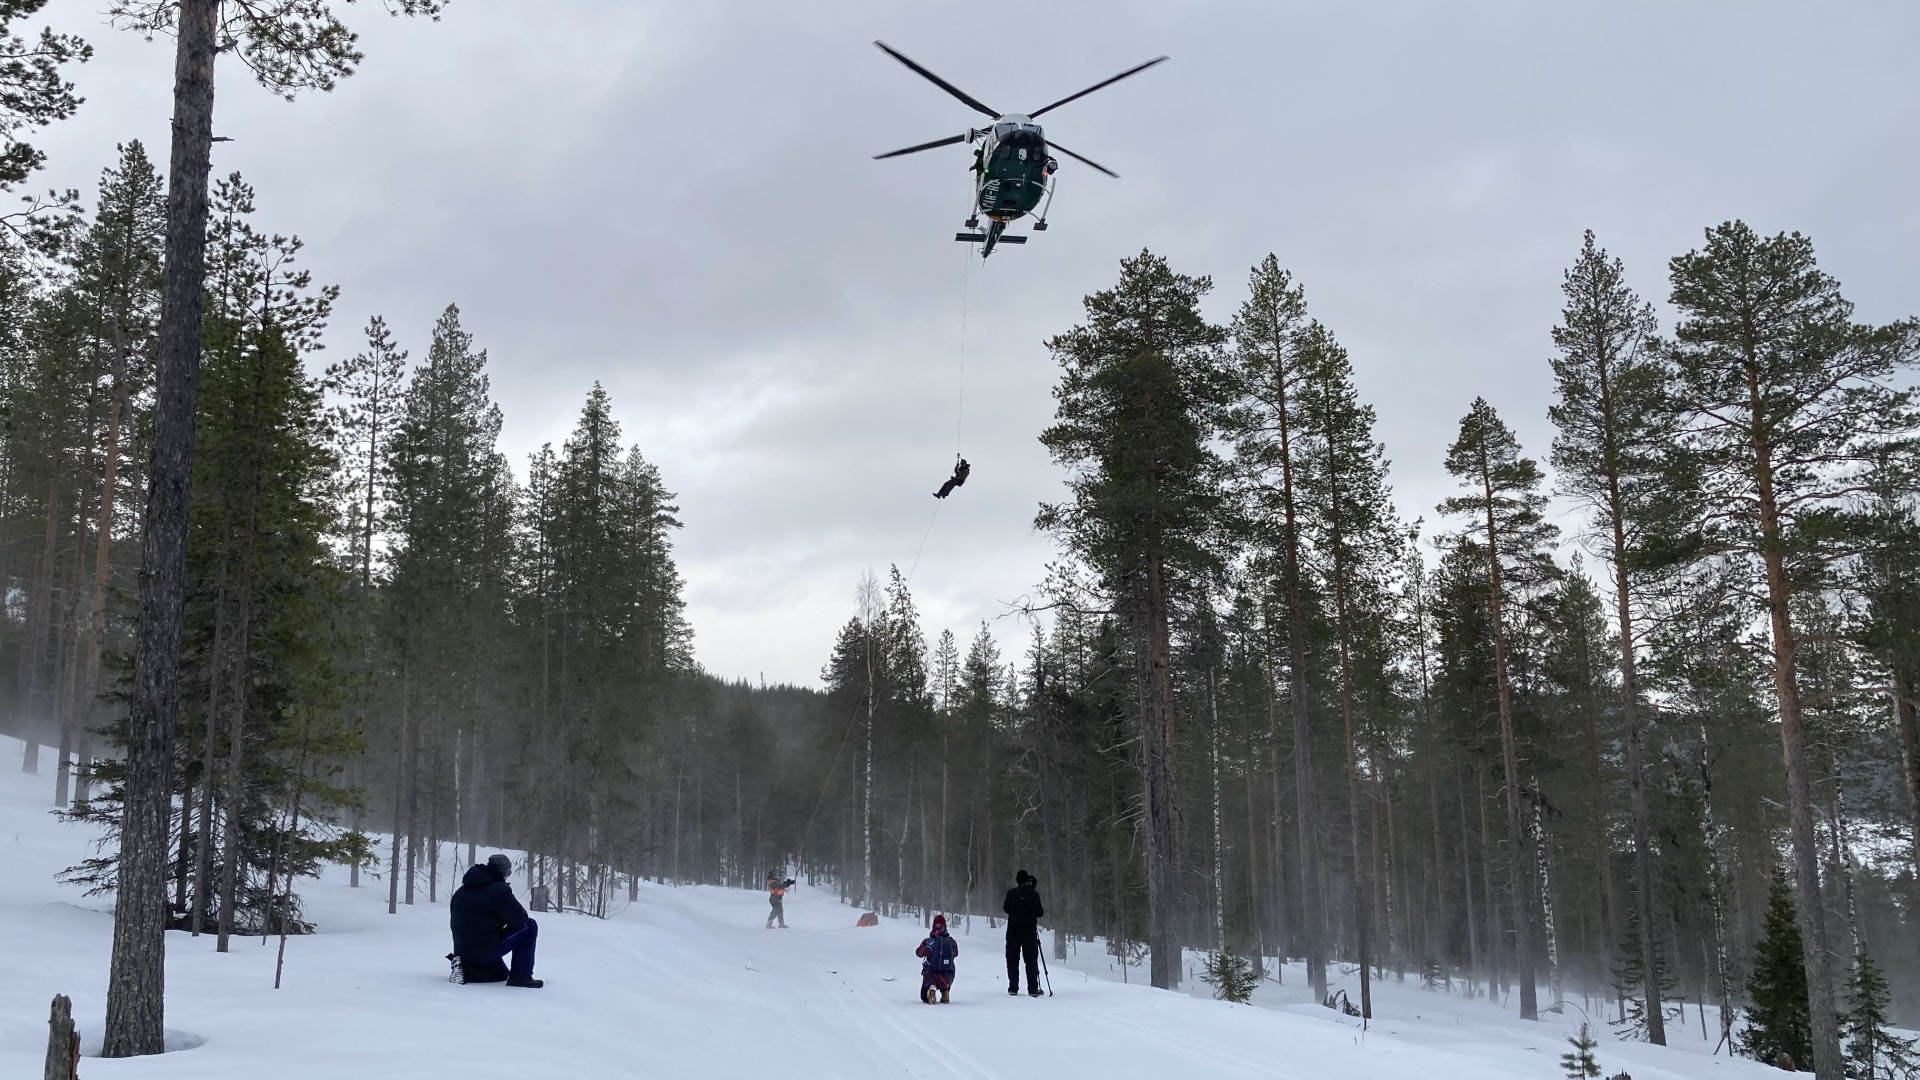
[1536,793,1562,1008]
[1897,670,1920,972]
[191,555,230,936]
[53,489,90,806]
[1458,775,1481,998]
[44,993,78,1080]
[215,527,257,952]
[103,0,218,1056]
[1578,665,1620,993]
[1479,449,1537,1020]
[1611,514,1665,1043]
[1143,565,1179,990]
[863,632,875,909]
[1752,421,1843,1080]
[1245,719,1265,973]
[1479,768,1502,999]
[1210,666,1225,954]
[1036,669,1066,960]
[939,738,949,914]
[20,468,60,776]
[77,349,130,811]
[1697,723,1735,1049]
[387,662,408,916]
[1268,677,1290,968]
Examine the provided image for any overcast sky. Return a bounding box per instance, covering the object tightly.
[31,0,1920,688]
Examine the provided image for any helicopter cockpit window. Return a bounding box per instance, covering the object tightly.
[1002,127,1045,154]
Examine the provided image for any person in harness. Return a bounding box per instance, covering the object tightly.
[934,458,970,499]
[916,913,960,1004]
[765,871,796,928]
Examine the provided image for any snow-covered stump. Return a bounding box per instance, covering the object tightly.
[45,993,78,1080]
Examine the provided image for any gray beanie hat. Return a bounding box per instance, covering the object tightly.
[487,853,512,878]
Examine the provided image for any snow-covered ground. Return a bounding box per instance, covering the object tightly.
[1,734,1785,1079]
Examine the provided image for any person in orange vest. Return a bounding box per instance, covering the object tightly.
[765,871,796,928]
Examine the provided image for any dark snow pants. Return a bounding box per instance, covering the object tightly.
[1006,937,1039,993]
[461,918,538,983]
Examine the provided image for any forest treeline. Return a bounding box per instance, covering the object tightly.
[5,137,1920,1080]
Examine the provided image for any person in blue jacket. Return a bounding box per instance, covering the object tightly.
[916,913,959,1004]
[448,854,543,988]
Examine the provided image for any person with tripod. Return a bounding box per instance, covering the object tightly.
[1003,869,1046,996]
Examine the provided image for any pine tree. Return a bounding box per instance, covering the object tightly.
[1297,317,1402,1019]
[1439,398,1559,1021]
[324,315,406,888]
[0,0,90,191]
[1221,253,1328,999]
[1547,229,1683,1045]
[1037,250,1227,990]
[63,141,164,813]
[1742,873,1814,1071]
[103,1,447,1054]
[1667,222,1920,1080]
[1561,1024,1603,1079]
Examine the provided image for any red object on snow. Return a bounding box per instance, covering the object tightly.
[856,911,879,927]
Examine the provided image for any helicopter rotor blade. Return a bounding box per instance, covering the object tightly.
[1046,141,1119,178]
[873,41,1000,119]
[873,133,972,160]
[1027,55,1168,119]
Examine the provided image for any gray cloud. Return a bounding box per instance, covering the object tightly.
[34,0,1920,685]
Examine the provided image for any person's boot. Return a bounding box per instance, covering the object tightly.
[1008,986,1018,996]
[1029,987,1044,997]
[940,988,950,1004]
[921,985,935,1004]
[446,953,465,985]
[506,977,545,989]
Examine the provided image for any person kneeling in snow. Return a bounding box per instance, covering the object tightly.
[448,854,543,988]
[916,913,959,1004]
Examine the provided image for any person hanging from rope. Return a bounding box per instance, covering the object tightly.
[933,457,970,499]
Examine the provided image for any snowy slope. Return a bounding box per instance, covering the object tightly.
[0,735,1785,1080]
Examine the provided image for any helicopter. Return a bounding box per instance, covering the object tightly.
[872,41,1167,259]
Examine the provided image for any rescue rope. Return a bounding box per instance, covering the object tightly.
[956,238,971,456]
[905,500,939,587]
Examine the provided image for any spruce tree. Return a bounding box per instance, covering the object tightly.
[1742,873,1814,1072]
[1610,912,1676,1041]
[1667,222,1920,1080]
[1561,1024,1602,1079]
[1201,948,1259,1003]
[1843,949,1918,1080]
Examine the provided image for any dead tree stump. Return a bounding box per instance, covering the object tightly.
[45,993,79,1080]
